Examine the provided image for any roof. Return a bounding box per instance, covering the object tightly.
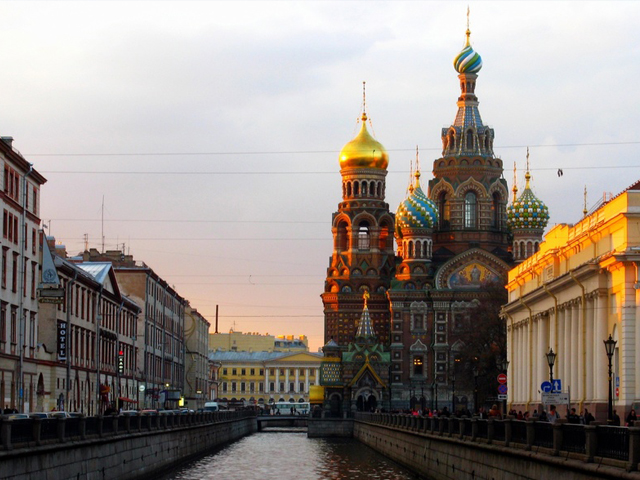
[209,351,287,362]
[77,262,113,285]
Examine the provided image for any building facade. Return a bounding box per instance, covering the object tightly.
[210,350,322,407]
[184,304,210,410]
[209,330,309,353]
[503,181,640,420]
[37,239,140,414]
[0,136,46,413]
[80,249,186,409]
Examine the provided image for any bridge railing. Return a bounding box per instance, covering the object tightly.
[354,413,640,471]
[0,410,256,451]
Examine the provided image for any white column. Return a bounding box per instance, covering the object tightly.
[305,368,309,393]
[571,302,579,397]
[596,293,608,401]
[537,315,546,395]
[295,369,300,393]
[264,368,269,395]
[556,307,564,387]
[275,368,280,393]
[564,304,572,391]
[585,296,595,402]
[622,270,637,406]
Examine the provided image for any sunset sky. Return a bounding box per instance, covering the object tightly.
[1,1,638,351]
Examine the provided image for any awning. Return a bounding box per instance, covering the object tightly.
[118,397,138,403]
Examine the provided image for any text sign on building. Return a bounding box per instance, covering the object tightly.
[57,321,67,362]
[118,350,124,374]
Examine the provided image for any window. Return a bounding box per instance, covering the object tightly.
[438,192,450,229]
[232,368,237,376]
[492,192,501,229]
[250,368,255,376]
[279,382,284,392]
[357,223,370,250]
[259,369,264,376]
[269,382,274,392]
[289,382,294,392]
[413,356,424,376]
[299,382,304,392]
[0,302,6,343]
[231,382,236,392]
[241,368,246,375]
[222,383,227,392]
[259,383,264,393]
[464,192,477,228]
[240,382,245,392]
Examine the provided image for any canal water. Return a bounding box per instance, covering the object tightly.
[160,428,423,479]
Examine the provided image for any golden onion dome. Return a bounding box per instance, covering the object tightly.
[339,113,389,170]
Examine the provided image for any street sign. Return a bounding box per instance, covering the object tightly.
[498,394,507,400]
[552,379,562,392]
[497,373,507,384]
[541,392,569,405]
[498,384,508,395]
[541,381,552,392]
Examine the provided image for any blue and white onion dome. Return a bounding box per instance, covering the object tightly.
[453,29,483,74]
[506,172,550,231]
[395,172,439,237]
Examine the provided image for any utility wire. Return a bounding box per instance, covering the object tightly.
[24,140,640,157]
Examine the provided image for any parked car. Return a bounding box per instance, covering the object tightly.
[28,412,52,419]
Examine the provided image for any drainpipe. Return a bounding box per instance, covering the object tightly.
[65,270,78,411]
[17,164,33,412]
[569,270,587,412]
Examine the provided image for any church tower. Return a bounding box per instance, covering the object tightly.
[428,21,510,263]
[507,149,549,262]
[321,85,395,347]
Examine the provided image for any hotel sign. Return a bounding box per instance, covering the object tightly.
[57,321,67,362]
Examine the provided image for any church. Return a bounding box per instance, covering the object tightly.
[319,21,550,414]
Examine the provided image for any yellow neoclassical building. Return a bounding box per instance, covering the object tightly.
[503,180,640,421]
[209,350,322,407]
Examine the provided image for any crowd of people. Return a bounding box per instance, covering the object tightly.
[370,404,639,427]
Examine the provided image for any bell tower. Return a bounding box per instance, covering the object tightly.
[321,84,395,347]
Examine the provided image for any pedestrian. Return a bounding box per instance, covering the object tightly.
[612,410,621,426]
[567,407,580,424]
[488,404,502,419]
[548,405,560,424]
[583,408,595,425]
[626,409,637,426]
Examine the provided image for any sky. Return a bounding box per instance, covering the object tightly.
[0,1,638,352]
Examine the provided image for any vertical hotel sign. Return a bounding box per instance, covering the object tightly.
[58,321,67,362]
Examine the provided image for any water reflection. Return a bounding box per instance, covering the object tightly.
[162,431,420,480]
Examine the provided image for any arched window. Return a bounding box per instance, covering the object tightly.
[415,241,422,259]
[361,181,367,196]
[464,192,477,228]
[408,241,414,258]
[466,130,474,151]
[354,182,359,196]
[492,192,501,229]
[336,221,348,252]
[357,222,370,250]
[347,182,352,197]
[439,192,450,229]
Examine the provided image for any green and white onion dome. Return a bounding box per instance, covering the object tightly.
[453,30,483,74]
[395,173,439,236]
[507,174,549,231]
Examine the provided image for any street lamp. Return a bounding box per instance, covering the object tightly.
[472,364,479,414]
[546,348,556,392]
[603,335,617,424]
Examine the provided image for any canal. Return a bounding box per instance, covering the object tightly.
[159,428,424,479]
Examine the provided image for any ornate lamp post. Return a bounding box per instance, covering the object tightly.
[603,335,617,424]
[546,348,556,392]
[472,364,479,414]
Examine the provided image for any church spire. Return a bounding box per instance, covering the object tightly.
[356,290,376,342]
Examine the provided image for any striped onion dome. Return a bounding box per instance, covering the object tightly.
[507,172,550,231]
[395,172,438,236]
[453,29,483,74]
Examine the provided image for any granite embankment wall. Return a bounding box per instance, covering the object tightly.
[0,411,256,480]
[353,413,640,480]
